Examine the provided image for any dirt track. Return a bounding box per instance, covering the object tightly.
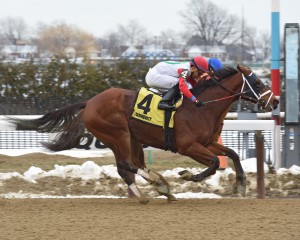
[0,198,299,240]
[0,151,300,239]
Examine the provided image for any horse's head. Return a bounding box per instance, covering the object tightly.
[236,64,279,112]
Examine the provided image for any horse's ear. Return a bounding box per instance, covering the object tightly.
[236,64,243,72]
[237,64,251,75]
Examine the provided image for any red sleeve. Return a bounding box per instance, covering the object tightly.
[178,68,194,100]
[188,77,198,87]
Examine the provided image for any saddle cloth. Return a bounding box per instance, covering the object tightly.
[131,87,181,128]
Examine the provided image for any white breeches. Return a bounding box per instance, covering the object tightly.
[145,68,179,91]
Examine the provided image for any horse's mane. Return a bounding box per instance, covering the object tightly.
[191,66,238,95]
[214,66,238,80]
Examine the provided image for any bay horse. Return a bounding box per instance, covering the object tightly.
[10,65,279,204]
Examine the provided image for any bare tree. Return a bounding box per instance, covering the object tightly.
[102,32,123,57]
[237,25,271,61]
[0,17,28,44]
[181,0,241,45]
[36,22,96,57]
[256,31,271,60]
[157,29,184,49]
[118,19,147,46]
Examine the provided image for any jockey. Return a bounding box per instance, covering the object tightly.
[208,58,222,72]
[145,56,209,111]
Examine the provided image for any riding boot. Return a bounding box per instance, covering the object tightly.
[158,84,180,111]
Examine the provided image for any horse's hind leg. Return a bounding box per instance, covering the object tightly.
[117,157,173,203]
[109,140,149,204]
[130,139,146,169]
[90,134,148,204]
[207,143,246,196]
[116,166,148,203]
[115,155,148,204]
[130,140,177,202]
[112,139,169,203]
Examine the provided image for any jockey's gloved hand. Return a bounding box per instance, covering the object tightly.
[194,99,204,108]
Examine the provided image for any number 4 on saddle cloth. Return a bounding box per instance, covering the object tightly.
[131,87,182,152]
[132,87,182,127]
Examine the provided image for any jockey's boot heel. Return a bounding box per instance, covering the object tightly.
[158,84,180,111]
[158,101,176,110]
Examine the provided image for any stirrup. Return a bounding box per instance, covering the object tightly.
[158,101,176,111]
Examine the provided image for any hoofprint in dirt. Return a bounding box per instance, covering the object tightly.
[0,151,299,199]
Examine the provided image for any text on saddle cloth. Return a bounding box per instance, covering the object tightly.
[132,87,182,128]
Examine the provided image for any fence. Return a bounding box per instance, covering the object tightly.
[0,116,280,162]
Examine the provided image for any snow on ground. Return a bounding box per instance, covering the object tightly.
[0,148,113,158]
[0,149,299,199]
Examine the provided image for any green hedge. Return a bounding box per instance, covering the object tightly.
[0,58,152,99]
[0,58,260,114]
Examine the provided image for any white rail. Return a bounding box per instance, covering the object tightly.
[225,112,285,119]
[0,115,276,131]
[223,120,275,131]
[0,115,279,167]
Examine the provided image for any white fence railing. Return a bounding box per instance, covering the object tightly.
[0,115,279,166]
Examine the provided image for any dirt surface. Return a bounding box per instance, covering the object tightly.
[0,198,299,240]
[0,151,300,239]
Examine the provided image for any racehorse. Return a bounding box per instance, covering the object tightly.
[10,65,279,204]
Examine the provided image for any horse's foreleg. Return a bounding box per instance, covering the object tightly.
[178,142,220,182]
[179,157,220,182]
[226,148,246,196]
[207,143,246,196]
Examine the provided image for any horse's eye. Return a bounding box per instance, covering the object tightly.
[255,80,261,86]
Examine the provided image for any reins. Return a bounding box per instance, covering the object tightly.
[203,90,251,104]
[201,74,251,105]
[202,72,273,108]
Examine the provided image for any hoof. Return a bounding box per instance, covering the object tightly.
[178,170,193,181]
[139,198,150,205]
[237,185,246,197]
[155,184,169,195]
[147,170,161,183]
[233,183,246,197]
[151,171,171,195]
[167,194,177,203]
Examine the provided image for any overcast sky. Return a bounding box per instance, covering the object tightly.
[0,0,299,37]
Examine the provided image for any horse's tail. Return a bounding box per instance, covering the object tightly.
[9,102,87,151]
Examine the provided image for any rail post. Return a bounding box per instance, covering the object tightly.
[255,130,265,199]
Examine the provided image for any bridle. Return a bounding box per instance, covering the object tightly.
[202,70,274,109]
[240,71,274,109]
